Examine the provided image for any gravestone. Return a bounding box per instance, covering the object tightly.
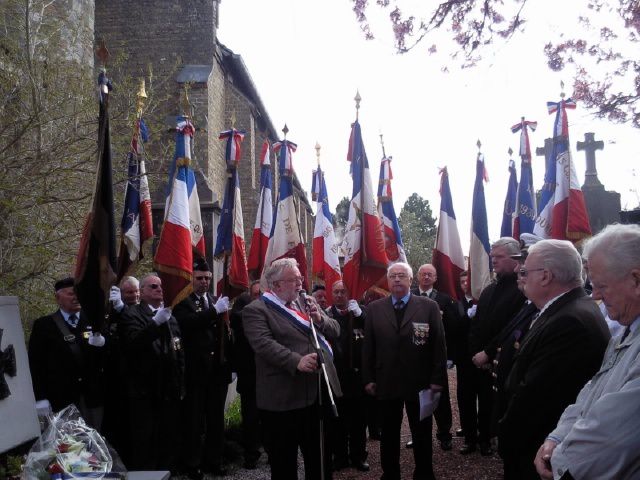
[0,297,41,453]
[576,133,621,234]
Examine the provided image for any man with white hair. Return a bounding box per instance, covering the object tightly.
[363,262,447,480]
[499,239,610,479]
[242,258,341,480]
[534,224,640,480]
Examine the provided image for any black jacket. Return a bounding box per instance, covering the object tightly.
[120,302,185,401]
[327,304,366,397]
[28,310,105,411]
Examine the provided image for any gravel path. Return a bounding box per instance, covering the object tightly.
[178,369,503,479]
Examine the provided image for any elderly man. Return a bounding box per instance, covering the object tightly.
[498,240,609,479]
[28,277,106,427]
[468,237,526,455]
[312,284,329,310]
[242,258,341,480]
[327,280,369,472]
[410,263,463,451]
[120,274,185,472]
[363,262,447,480]
[173,259,231,479]
[534,225,640,480]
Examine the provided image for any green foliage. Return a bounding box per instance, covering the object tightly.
[224,395,242,430]
[333,196,350,243]
[398,193,437,274]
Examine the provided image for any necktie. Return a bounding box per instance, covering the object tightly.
[202,294,209,309]
[394,300,404,310]
[67,314,78,328]
[620,327,631,343]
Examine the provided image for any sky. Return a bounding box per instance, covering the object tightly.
[217,0,640,249]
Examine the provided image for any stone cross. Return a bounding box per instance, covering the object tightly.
[535,138,554,162]
[577,132,604,187]
[0,328,17,401]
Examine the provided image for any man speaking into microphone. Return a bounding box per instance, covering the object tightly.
[243,258,342,480]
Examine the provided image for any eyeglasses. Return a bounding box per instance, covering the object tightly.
[388,273,409,279]
[419,272,435,278]
[146,283,162,290]
[280,276,303,284]
[518,268,545,277]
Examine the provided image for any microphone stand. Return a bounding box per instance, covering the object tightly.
[298,292,338,480]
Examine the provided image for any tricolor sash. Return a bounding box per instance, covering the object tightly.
[262,291,333,357]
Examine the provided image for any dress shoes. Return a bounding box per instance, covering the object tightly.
[459,443,477,454]
[455,428,465,437]
[352,460,370,472]
[439,438,453,451]
[405,440,413,449]
[479,442,494,456]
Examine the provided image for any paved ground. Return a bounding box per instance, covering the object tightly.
[177,369,503,479]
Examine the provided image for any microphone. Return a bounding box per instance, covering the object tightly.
[298,289,312,311]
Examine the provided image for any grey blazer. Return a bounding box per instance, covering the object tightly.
[242,297,342,411]
[363,294,447,401]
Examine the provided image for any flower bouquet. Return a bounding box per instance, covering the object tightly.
[22,405,125,479]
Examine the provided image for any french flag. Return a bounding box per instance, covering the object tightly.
[547,98,592,241]
[247,140,273,279]
[342,119,389,301]
[511,118,537,240]
[500,159,518,238]
[377,155,407,264]
[117,117,153,280]
[432,167,465,300]
[469,153,492,301]
[263,138,309,289]
[154,116,204,306]
[215,128,249,299]
[311,167,341,303]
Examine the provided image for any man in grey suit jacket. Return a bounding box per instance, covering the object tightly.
[243,258,342,480]
[363,262,447,480]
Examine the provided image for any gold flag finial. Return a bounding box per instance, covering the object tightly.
[380,132,387,158]
[508,147,513,158]
[354,90,362,120]
[282,124,289,139]
[136,78,147,116]
[231,111,237,129]
[477,139,482,151]
[560,80,566,99]
[180,84,191,117]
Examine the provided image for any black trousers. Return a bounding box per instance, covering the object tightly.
[461,367,493,444]
[240,386,262,462]
[455,356,478,443]
[261,404,332,480]
[433,378,452,441]
[502,446,540,480]
[379,398,435,480]
[331,395,367,464]
[128,397,181,472]
[182,375,229,469]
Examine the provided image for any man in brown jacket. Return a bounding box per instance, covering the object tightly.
[243,258,342,480]
[363,262,447,480]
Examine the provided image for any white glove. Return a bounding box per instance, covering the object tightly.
[214,296,230,314]
[88,332,106,347]
[109,286,125,312]
[467,304,477,318]
[152,307,172,325]
[347,299,362,317]
[447,359,454,369]
[35,399,52,417]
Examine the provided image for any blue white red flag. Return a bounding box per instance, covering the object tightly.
[377,156,406,264]
[548,98,591,241]
[153,116,205,306]
[214,128,249,299]
[247,140,273,279]
[263,138,308,289]
[117,117,153,279]
[311,167,342,303]
[469,154,492,300]
[342,120,389,300]
[500,159,518,238]
[432,167,466,300]
[511,118,537,239]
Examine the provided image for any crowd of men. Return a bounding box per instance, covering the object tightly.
[27,224,640,479]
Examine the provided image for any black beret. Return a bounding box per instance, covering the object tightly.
[312,284,326,293]
[54,277,75,291]
[193,258,211,272]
